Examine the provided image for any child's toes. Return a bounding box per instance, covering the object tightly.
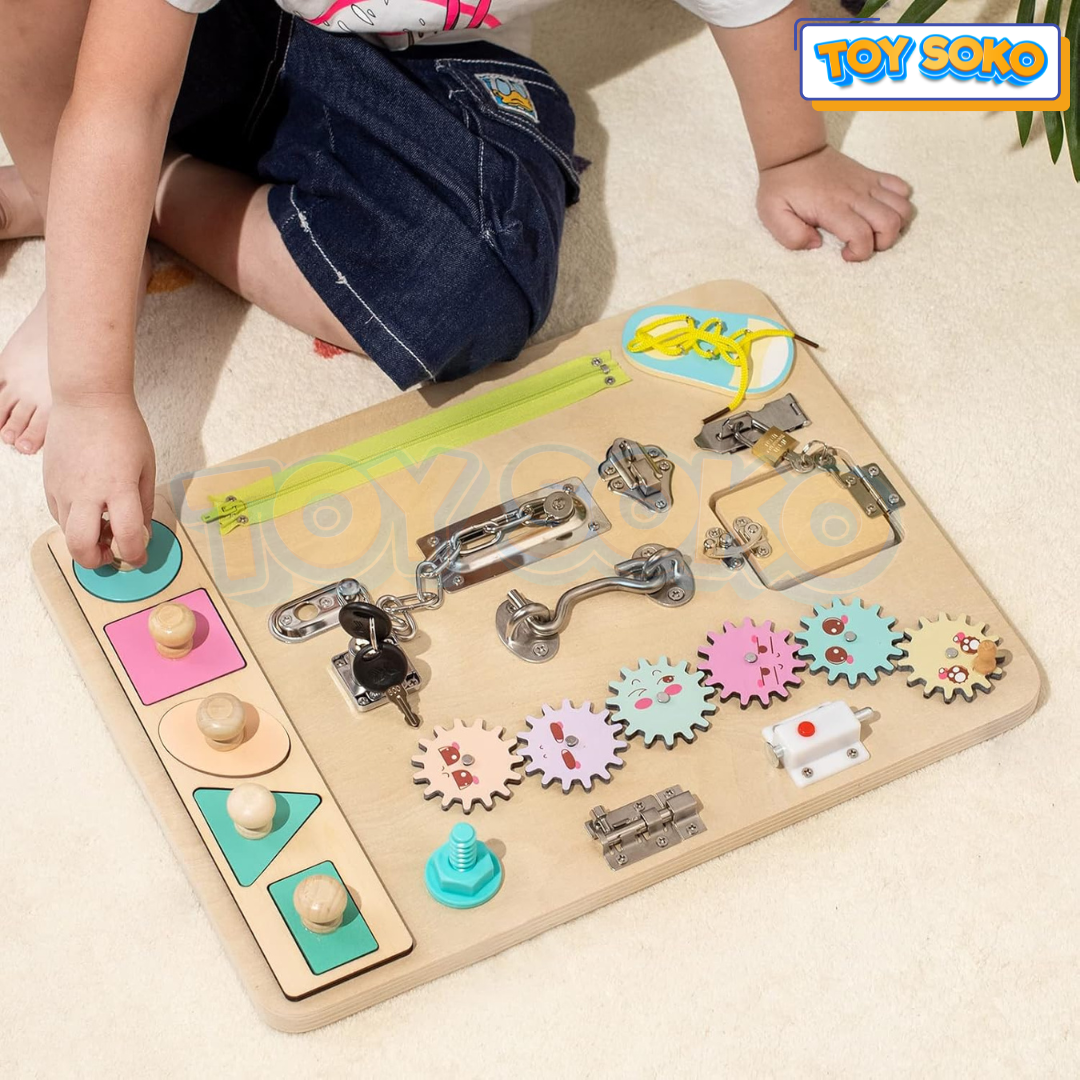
[1,400,34,446]
[15,409,47,454]
[0,389,15,434]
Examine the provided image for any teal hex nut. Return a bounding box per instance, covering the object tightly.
[425,823,503,909]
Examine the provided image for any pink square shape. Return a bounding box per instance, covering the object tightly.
[104,588,246,706]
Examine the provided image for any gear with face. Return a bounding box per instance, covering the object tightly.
[899,613,1003,702]
[517,701,627,793]
[607,657,717,748]
[795,596,905,687]
[411,719,523,812]
[697,617,806,708]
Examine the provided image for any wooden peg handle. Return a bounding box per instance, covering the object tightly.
[148,602,196,659]
[110,526,152,572]
[195,692,246,751]
[226,783,277,840]
[973,638,998,675]
[293,874,349,934]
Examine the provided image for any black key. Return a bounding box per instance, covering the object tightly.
[352,642,421,726]
[339,602,393,643]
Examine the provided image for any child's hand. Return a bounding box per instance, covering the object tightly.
[757,147,914,262]
[43,396,156,569]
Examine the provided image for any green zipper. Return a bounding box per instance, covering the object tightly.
[203,350,631,534]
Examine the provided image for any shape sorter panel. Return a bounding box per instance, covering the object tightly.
[40,503,413,1005]
[105,588,245,705]
[34,280,1042,1032]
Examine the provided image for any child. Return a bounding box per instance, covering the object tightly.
[0,0,912,568]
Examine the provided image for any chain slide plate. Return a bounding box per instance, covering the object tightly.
[269,578,367,642]
[413,478,610,593]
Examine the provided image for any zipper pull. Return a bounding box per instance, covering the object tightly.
[202,495,249,534]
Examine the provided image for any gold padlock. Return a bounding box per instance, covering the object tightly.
[751,427,797,468]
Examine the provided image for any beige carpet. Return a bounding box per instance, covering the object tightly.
[2,1,1078,1075]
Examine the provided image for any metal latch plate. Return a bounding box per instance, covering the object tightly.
[414,478,610,593]
[695,393,811,453]
[269,578,367,642]
[598,438,674,513]
[585,786,705,870]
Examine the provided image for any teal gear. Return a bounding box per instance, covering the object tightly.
[607,657,716,748]
[795,597,904,687]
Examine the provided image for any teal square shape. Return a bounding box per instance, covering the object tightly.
[268,861,378,976]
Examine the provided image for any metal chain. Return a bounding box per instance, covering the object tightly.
[375,497,563,640]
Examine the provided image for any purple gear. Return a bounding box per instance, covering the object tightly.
[517,700,627,793]
[698,617,806,708]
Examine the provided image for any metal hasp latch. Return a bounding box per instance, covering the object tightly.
[695,393,811,454]
[702,517,772,570]
[598,438,674,513]
[762,701,874,788]
[414,478,610,593]
[585,786,705,870]
[838,461,905,520]
[269,578,367,642]
[495,545,695,663]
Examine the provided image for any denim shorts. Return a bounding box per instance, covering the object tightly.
[170,0,580,389]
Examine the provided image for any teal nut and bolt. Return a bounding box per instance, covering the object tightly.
[424,823,503,909]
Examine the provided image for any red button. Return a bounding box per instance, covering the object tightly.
[797,720,816,737]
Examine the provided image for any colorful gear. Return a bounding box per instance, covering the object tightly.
[411,720,523,812]
[698,617,806,708]
[517,701,627,793]
[606,657,716,748]
[795,597,905,687]
[899,613,1004,702]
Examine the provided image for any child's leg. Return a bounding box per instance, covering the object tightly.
[0,0,91,451]
[151,152,360,351]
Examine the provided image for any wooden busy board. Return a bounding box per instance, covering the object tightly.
[32,281,1041,1031]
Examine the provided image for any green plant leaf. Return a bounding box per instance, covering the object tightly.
[856,0,893,15]
[1067,0,1080,179]
[1043,0,1065,162]
[897,0,951,23]
[1016,0,1037,144]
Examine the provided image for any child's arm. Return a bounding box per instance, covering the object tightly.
[43,0,195,567]
[708,0,913,260]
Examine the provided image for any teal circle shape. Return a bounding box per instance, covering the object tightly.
[73,520,182,603]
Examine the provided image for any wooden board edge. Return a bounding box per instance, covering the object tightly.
[29,532,311,1031]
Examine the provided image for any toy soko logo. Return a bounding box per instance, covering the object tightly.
[798,22,1069,111]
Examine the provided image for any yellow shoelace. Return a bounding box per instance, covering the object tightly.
[626,314,794,412]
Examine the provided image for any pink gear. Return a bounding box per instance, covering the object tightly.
[698,617,806,708]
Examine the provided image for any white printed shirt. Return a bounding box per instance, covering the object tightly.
[163,0,794,56]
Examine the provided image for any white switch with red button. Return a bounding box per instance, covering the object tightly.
[762,701,874,788]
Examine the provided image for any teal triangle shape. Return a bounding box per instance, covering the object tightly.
[193,789,322,887]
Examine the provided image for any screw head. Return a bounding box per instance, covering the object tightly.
[802,766,814,778]
[847,747,860,759]
[318,596,335,610]
[667,586,685,602]
[616,853,628,865]
[655,499,668,510]
[451,574,465,587]
[656,836,668,848]
[279,613,295,625]
[889,494,900,505]
[658,460,672,471]
[531,642,549,658]
[588,520,600,531]
[868,465,880,477]
[427,536,439,546]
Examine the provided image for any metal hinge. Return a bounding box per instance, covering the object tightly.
[702,517,772,569]
[585,786,705,870]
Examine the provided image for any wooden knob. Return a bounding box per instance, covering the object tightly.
[148,602,196,659]
[110,525,152,572]
[973,638,998,675]
[226,783,277,840]
[195,693,246,750]
[293,874,349,934]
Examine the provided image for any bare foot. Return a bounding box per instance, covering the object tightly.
[0,166,44,240]
[0,293,50,453]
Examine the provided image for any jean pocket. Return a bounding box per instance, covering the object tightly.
[435,58,580,202]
